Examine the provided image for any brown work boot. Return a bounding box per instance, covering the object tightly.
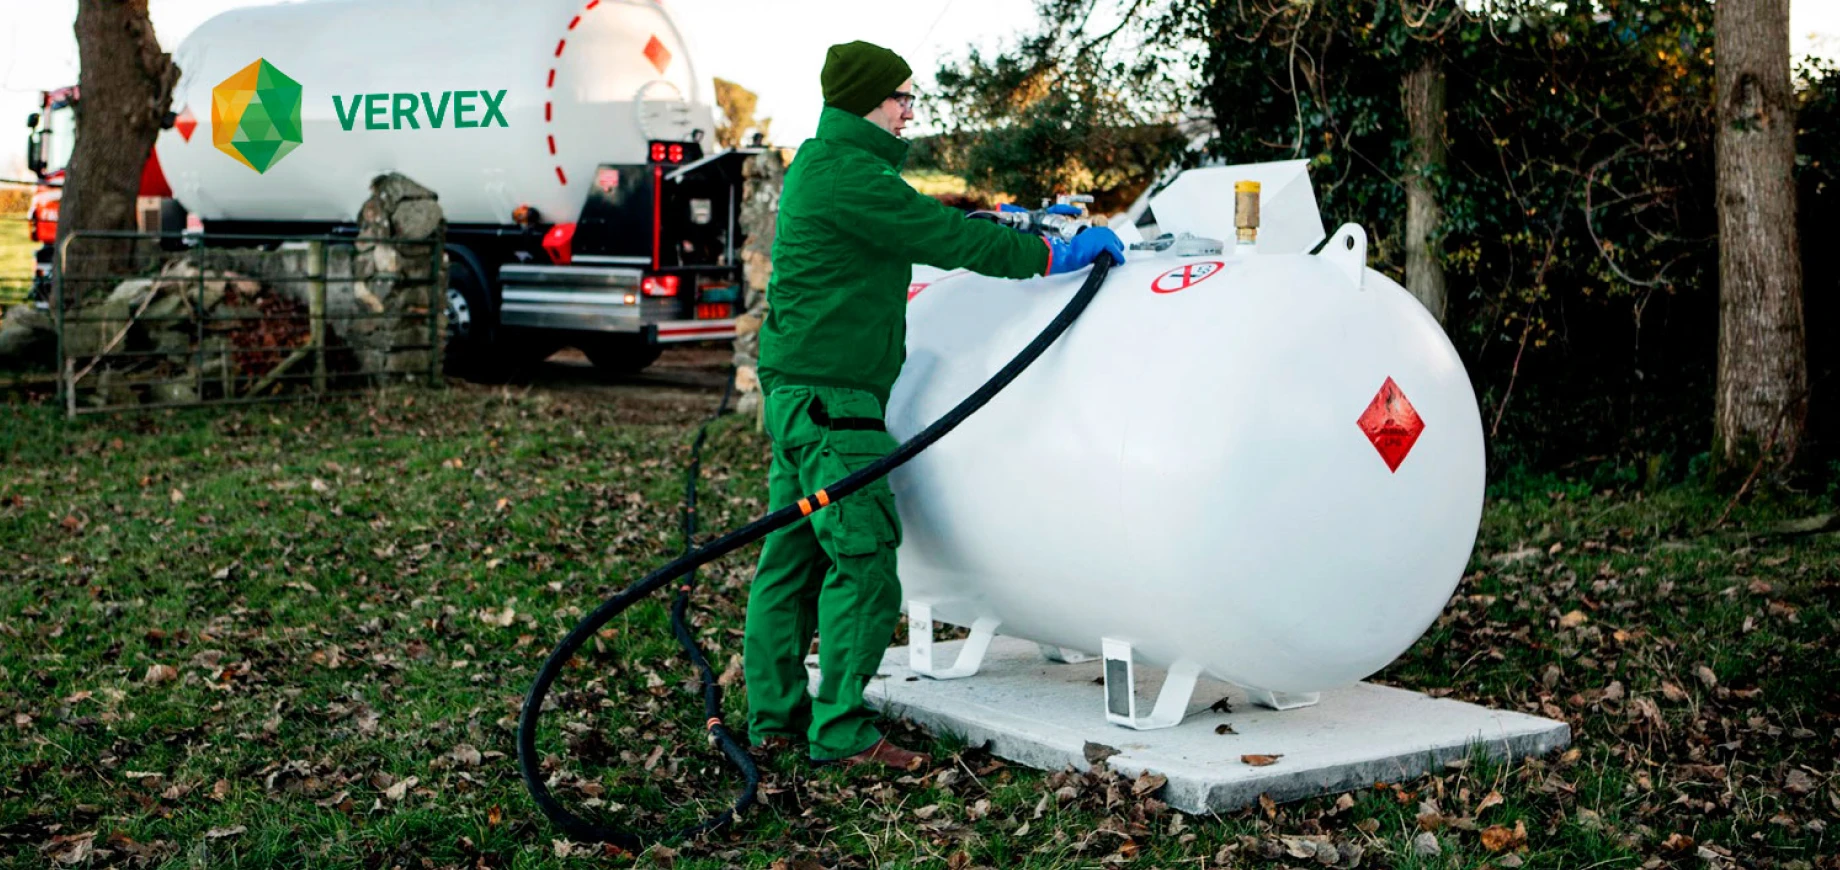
[837,737,930,771]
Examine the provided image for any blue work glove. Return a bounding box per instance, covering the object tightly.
[1045,227,1126,275]
[998,203,1084,216]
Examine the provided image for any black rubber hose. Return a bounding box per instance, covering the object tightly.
[517,252,1116,848]
[663,374,756,842]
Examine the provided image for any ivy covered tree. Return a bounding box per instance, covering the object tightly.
[928,0,1839,480]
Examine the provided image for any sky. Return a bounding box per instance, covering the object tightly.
[3,0,1839,179]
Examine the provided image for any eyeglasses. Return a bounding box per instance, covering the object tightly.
[888,91,915,110]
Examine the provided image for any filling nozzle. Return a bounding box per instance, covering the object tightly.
[1235,181,1261,248]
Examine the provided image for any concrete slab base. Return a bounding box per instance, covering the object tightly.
[824,636,1570,815]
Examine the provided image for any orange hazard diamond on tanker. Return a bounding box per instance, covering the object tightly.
[642,36,672,74]
[1357,377,1424,473]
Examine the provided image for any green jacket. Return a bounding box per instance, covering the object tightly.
[757,107,1051,408]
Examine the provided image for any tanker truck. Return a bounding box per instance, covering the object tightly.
[137,0,749,377]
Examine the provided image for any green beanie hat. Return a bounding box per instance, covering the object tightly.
[821,41,913,116]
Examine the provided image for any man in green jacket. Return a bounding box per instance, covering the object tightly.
[744,41,1125,769]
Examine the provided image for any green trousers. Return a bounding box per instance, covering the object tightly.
[744,384,903,760]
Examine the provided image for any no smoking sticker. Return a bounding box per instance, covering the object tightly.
[1150,261,1225,294]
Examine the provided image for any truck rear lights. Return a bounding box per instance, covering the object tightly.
[695,303,728,320]
[647,141,690,165]
[641,275,679,297]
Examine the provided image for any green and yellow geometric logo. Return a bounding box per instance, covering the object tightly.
[212,59,303,173]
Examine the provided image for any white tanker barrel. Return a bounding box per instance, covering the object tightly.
[155,0,715,226]
[885,161,1486,717]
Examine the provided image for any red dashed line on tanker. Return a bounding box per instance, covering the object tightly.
[550,0,641,187]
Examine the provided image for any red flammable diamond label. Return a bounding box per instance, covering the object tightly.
[643,36,673,75]
[1357,376,1425,473]
[174,106,198,143]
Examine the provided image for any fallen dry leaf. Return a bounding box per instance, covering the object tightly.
[1479,820,1528,852]
[143,664,178,685]
[45,832,96,865]
[1083,741,1121,765]
[1783,769,1815,796]
[1558,610,1589,628]
[1477,789,1505,814]
[384,776,419,801]
[205,826,245,840]
[1241,754,1283,767]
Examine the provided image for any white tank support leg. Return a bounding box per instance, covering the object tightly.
[1038,644,1097,664]
[907,602,1000,679]
[1247,687,1321,711]
[1100,638,1202,731]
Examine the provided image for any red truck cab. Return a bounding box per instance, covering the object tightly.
[24,86,182,300]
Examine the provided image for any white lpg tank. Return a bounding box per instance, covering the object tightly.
[886,161,1485,719]
[155,0,715,225]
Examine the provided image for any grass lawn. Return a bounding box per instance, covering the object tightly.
[1,385,1835,869]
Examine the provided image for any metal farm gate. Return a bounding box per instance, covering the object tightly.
[54,230,444,416]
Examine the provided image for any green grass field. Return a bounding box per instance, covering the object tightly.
[0,386,1834,868]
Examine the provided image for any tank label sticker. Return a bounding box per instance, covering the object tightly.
[1357,377,1425,473]
[212,59,305,174]
[907,270,968,301]
[1150,261,1224,294]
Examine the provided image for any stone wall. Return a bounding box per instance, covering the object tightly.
[0,173,446,408]
[732,149,789,420]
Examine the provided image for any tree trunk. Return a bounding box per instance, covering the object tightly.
[56,0,179,297]
[1401,57,1448,325]
[1713,0,1807,479]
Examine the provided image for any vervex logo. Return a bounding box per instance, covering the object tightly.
[213,59,304,173]
[332,91,511,130]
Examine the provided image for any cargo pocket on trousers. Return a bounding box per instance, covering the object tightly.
[762,387,822,451]
[823,431,902,557]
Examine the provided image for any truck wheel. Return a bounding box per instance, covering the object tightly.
[443,255,494,377]
[584,337,663,376]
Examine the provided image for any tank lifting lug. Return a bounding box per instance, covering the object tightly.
[1038,644,1097,664]
[1246,687,1321,711]
[907,601,1000,680]
[1100,638,1201,731]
